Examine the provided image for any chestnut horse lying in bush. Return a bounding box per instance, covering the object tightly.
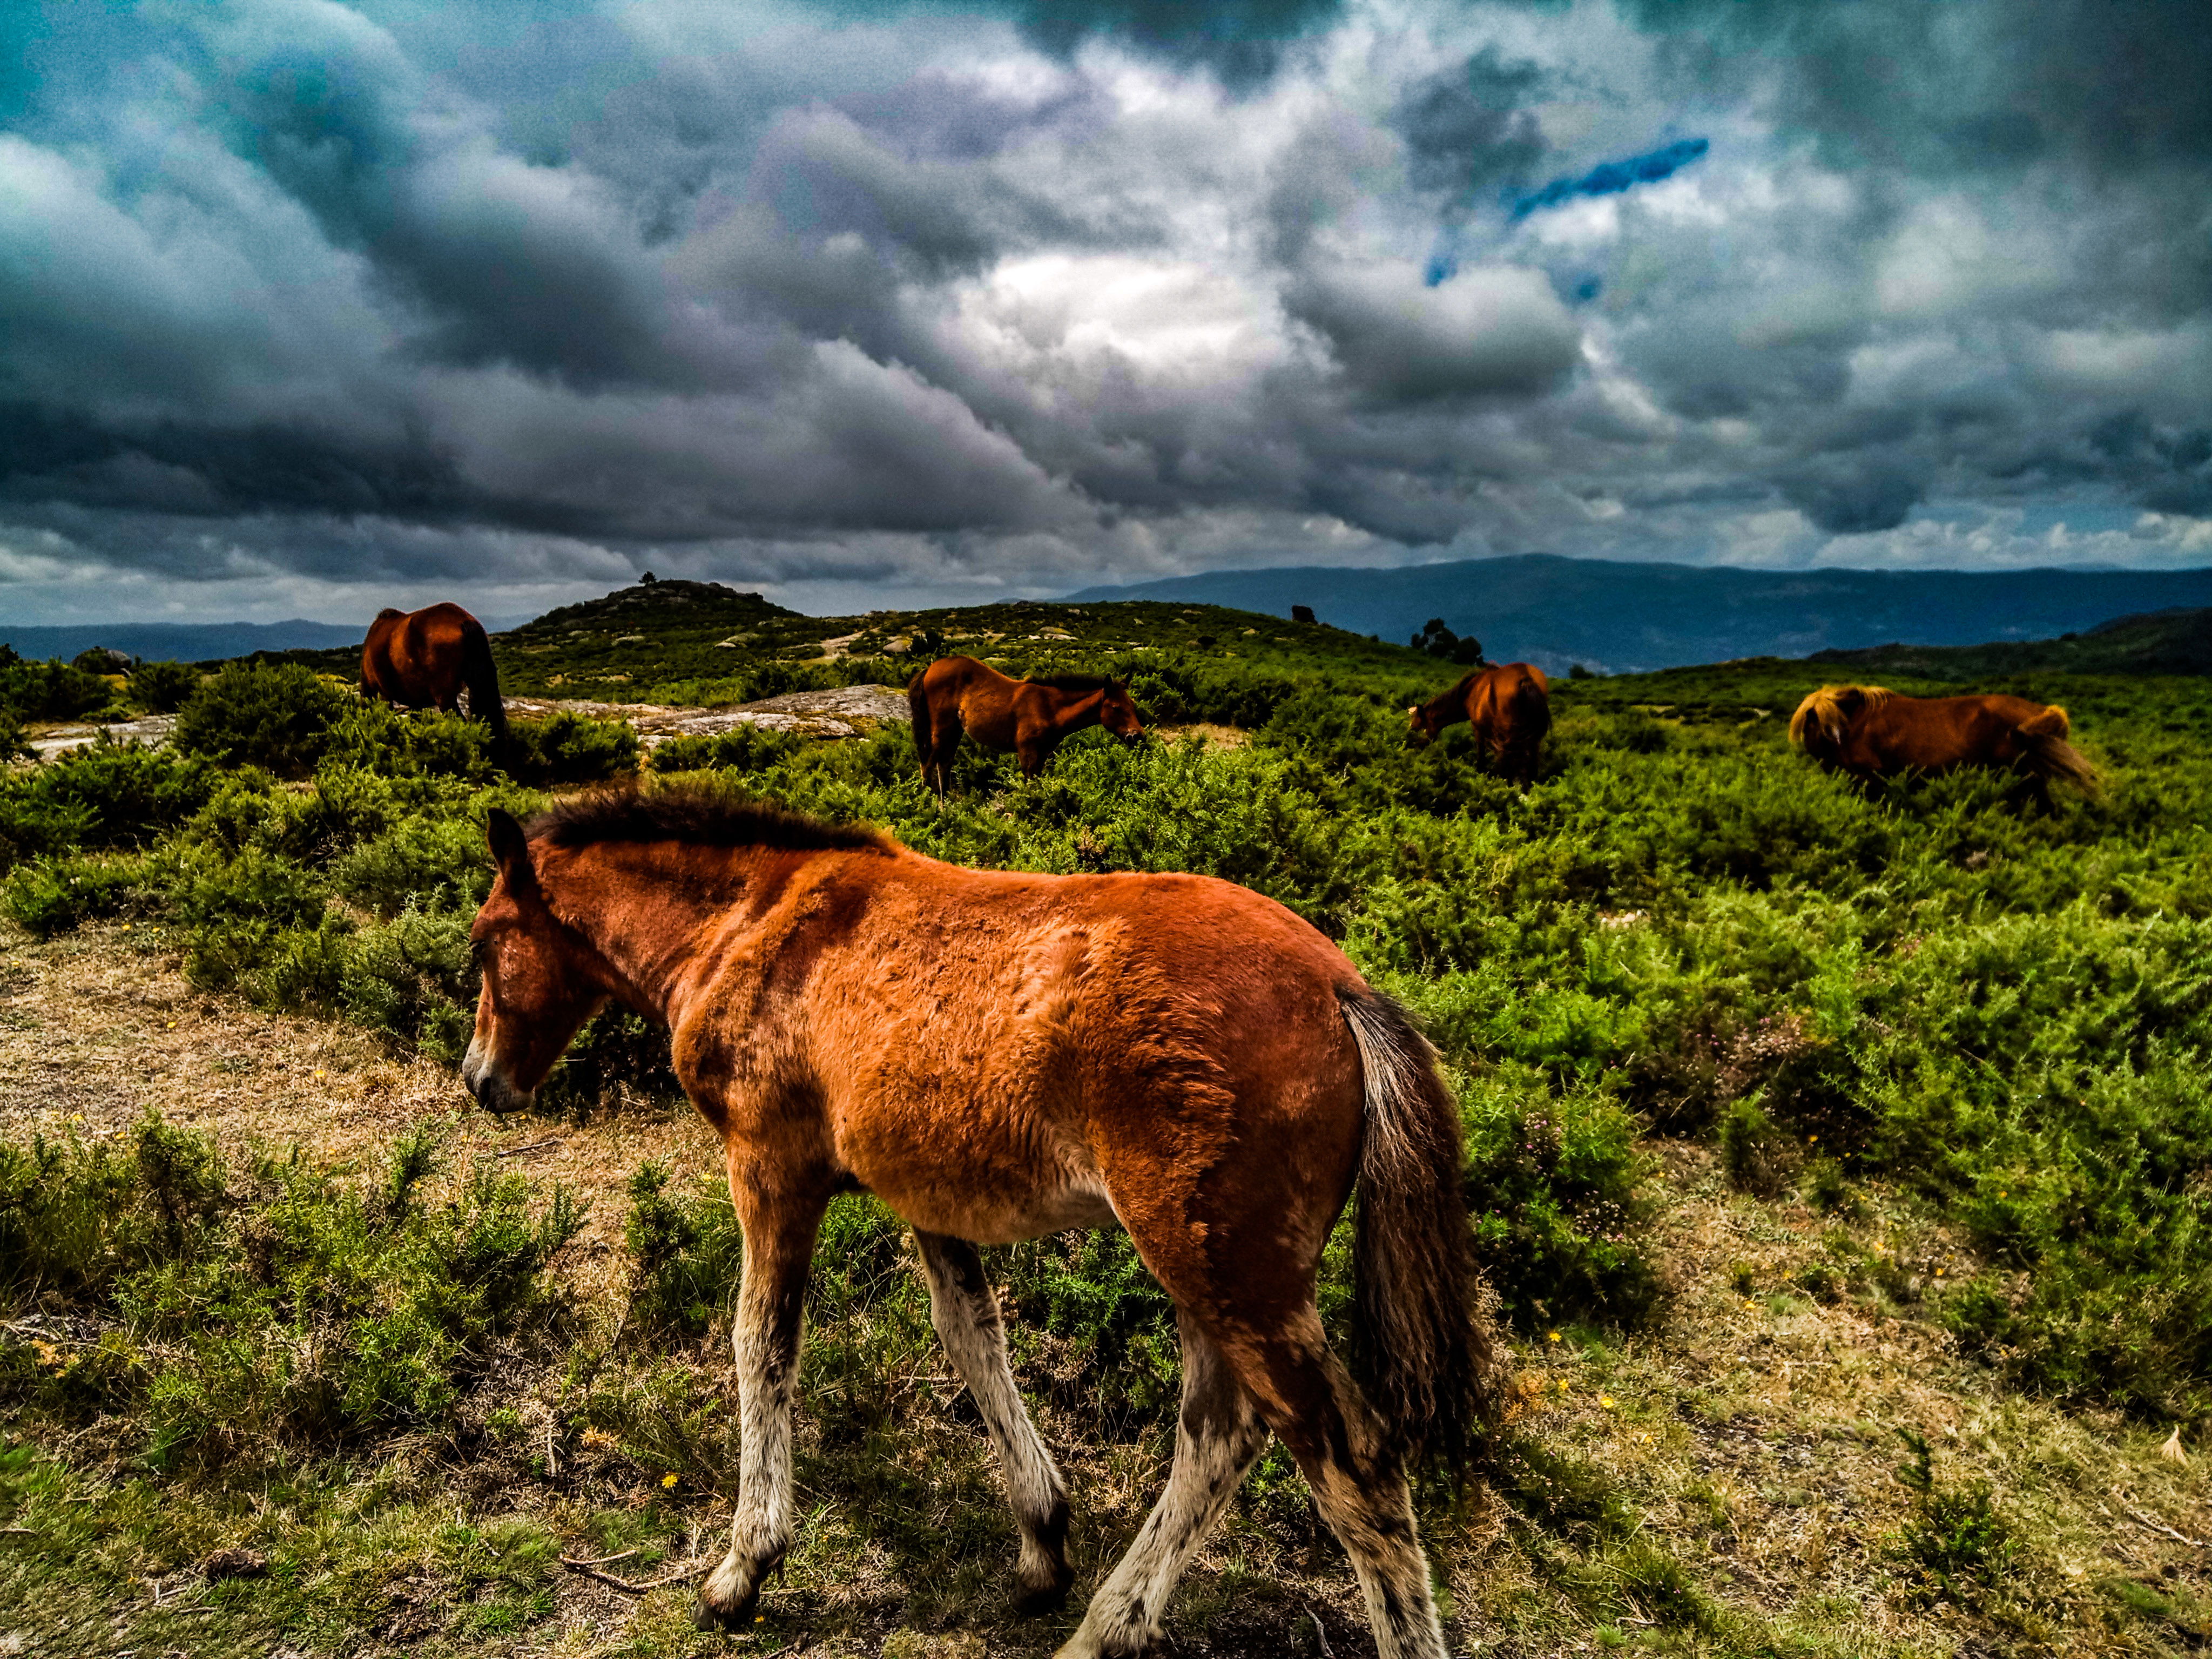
[1408,661,1550,781]
[1789,684,2096,803]
[909,655,1143,793]
[462,784,1499,1659]
[361,602,509,753]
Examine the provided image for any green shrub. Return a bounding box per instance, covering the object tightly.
[1459,1068,1662,1330]
[118,1149,583,1471]
[173,662,349,777]
[1889,1428,2014,1603]
[130,659,202,713]
[536,1010,683,1117]
[0,740,213,875]
[1718,1095,1796,1197]
[0,653,113,721]
[321,700,495,780]
[0,1129,158,1307]
[1805,1156,1861,1216]
[340,903,476,1058]
[23,741,213,848]
[2,1117,581,1471]
[0,787,95,872]
[621,1163,741,1342]
[508,709,640,785]
[1000,1227,1179,1427]
[648,725,806,775]
[332,814,493,918]
[2,853,146,937]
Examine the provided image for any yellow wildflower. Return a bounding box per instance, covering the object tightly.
[663,1473,679,1489]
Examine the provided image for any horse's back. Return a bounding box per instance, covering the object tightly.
[362,602,487,707]
[1861,693,2033,768]
[744,857,1367,1251]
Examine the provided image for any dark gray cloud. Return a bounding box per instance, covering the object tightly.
[998,0,1345,88]
[1,0,2208,626]
[1394,48,1547,206]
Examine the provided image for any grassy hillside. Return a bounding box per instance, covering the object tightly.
[238,579,1449,704]
[1809,607,2212,679]
[2,605,2210,1657]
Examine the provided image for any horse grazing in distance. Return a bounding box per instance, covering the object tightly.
[909,655,1143,794]
[1789,684,2096,804]
[1408,661,1551,783]
[361,603,509,753]
[462,784,1501,1659]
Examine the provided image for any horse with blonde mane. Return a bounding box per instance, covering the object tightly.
[461,783,1501,1658]
[1789,684,2095,804]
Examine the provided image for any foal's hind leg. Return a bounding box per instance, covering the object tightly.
[1229,1319,1447,1659]
[695,1190,826,1633]
[914,1231,1074,1611]
[1056,1311,1268,1659]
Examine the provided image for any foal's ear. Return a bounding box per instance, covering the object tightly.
[485,808,536,894]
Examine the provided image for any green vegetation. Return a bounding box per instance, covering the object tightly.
[4,590,2210,1654]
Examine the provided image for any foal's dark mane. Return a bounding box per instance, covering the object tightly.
[529,784,890,854]
[1033,673,1121,693]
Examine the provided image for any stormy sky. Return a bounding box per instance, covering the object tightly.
[3,0,2208,625]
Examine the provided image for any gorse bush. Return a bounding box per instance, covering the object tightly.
[0,1117,582,1472]
[506,708,641,785]
[173,662,351,777]
[1889,1428,2014,1604]
[129,659,201,713]
[622,1162,741,1342]
[0,647,114,723]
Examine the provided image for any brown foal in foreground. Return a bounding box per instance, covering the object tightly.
[909,655,1144,793]
[462,784,1499,1658]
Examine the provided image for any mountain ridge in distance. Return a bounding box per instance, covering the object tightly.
[0,619,369,665]
[1067,553,2212,674]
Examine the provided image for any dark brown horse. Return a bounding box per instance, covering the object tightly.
[1789,684,2096,802]
[362,603,508,751]
[462,784,1499,1659]
[909,656,1143,794]
[1408,661,1550,782]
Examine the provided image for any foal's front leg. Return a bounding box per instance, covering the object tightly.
[694,1184,827,1633]
[914,1231,1074,1612]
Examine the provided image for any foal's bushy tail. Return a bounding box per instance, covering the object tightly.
[460,613,509,751]
[1338,986,1504,1483]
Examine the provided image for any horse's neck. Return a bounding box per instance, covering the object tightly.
[546,844,761,1023]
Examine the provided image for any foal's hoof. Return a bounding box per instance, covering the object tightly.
[691,1585,761,1634]
[1013,1566,1075,1617]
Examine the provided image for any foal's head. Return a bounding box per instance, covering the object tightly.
[1406,698,1448,745]
[461,808,612,1115]
[1098,679,1144,741]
